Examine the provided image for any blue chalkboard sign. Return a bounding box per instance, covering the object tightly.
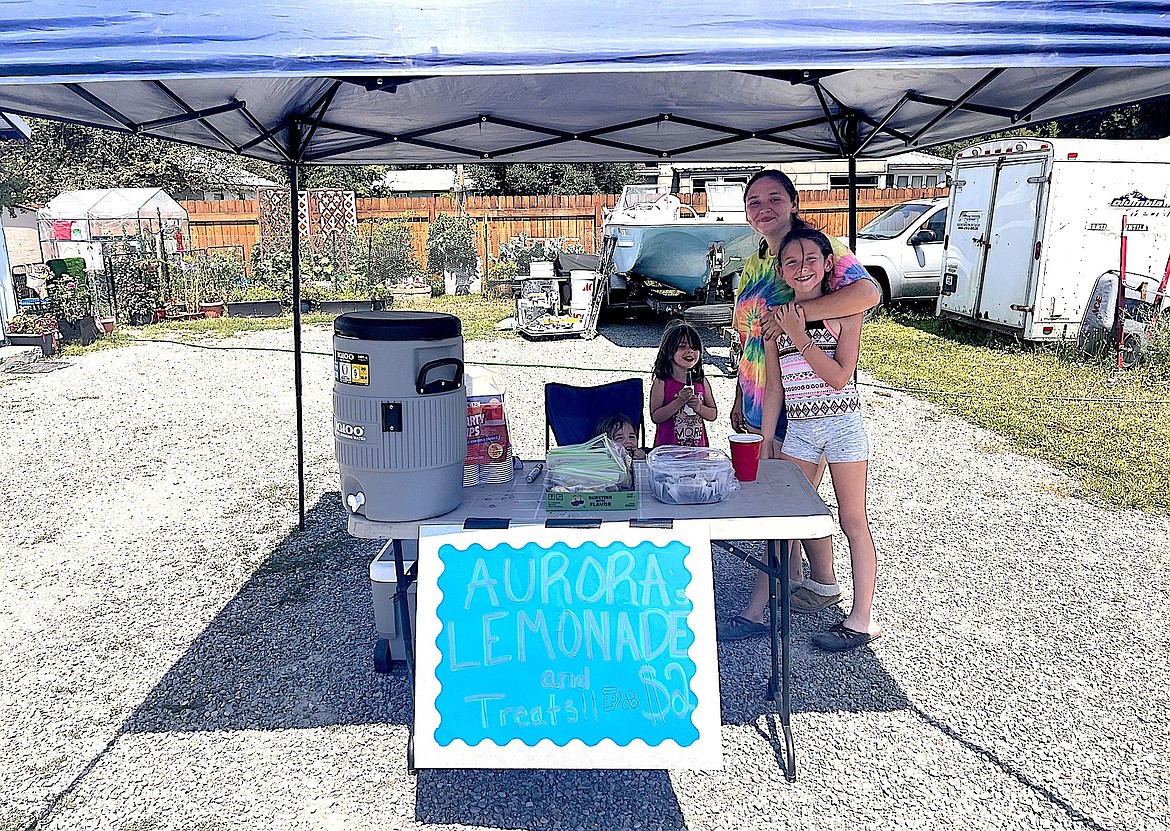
[414,525,722,769]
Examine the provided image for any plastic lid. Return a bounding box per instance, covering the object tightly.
[334,311,461,341]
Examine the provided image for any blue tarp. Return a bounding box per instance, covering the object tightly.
[0,0,1167,162]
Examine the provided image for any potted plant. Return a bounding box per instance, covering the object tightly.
[196,250,244,317]
[427,213,479,296]
[316,277,372,315]
[117,256,165,326]
[5,313,58,355]
[45,259,100,344]
[226,284,283,318]
[370,282,392,311]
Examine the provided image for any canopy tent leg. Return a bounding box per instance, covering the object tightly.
[290,125,307,529]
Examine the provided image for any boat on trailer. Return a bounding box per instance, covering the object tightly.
[599,182,758,311]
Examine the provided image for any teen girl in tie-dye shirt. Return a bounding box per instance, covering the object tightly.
[718,169,881,645]
[733,234,871,439]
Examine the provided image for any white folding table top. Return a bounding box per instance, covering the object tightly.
[348,459,834,541]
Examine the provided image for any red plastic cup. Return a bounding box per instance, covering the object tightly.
[728,434,764,482]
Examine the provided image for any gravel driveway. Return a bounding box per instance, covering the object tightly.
[1,320,1167,831]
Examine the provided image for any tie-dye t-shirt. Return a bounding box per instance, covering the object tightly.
[733,234,873,431]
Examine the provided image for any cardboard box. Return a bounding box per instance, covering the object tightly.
[545,488,638,512]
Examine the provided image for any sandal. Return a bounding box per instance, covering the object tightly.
[789,586,841,614]
[717,615,770,641]
[811,625,881,652]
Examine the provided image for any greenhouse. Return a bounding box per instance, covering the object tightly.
[38,188,189,271]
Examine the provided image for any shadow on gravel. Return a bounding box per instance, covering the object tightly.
[121,491,410,734]
[120,507,908,741]
[415,768,686,829]
[710,542,910,724]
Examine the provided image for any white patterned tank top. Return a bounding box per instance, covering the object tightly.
[777,321,861,420]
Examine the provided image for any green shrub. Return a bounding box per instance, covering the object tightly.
[426,213,479,276]
[495,233,584,275]
[356,219,425,286]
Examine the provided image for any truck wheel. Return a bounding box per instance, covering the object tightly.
[864,271,890,320]
[684,304,733,327]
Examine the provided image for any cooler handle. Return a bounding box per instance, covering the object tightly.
[416,357,464,395]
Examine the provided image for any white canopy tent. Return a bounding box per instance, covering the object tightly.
[2,0,1168,523]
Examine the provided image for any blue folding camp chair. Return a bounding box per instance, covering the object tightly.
[544,378,645,451]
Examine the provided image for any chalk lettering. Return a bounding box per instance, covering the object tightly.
[483,612,510,666]
[640,554,670,606]
[583,609,610,660]
[607,549,637,604]
[557,609,583,657]
[540,552,571,604]
[615,612,641,661]
[503,557,536,602]
[539,666,592,689]
[447,621,479,671]
[465,692,506,728]
[575,555,607,602]
[465,558,500,609]
[517,609,555,662]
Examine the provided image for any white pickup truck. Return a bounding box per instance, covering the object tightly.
[853,197,948,307]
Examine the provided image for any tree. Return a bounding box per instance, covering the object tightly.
[0,119,215,206]
[924,102,1170,159]
[296,165,389,197]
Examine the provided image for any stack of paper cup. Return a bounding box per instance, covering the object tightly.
[463,463,481,487]
[481,444,514,483]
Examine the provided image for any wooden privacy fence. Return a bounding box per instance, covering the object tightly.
[179,187,949,270]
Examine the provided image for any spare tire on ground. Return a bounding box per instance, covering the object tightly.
[683,303,734,327]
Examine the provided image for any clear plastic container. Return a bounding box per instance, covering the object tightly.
[646,445,739,504]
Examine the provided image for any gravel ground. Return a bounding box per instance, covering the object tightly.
[1,320,1168,831]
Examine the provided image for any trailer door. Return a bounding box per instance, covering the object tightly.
[939,159,997,318]
[975,158,1047,328]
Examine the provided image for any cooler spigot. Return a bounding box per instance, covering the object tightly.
[346,492,366,513]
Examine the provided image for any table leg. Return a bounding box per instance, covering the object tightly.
[767,539,796,782]
[391,538,418,774]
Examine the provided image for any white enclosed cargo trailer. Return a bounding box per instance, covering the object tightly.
[937,138,1170,341]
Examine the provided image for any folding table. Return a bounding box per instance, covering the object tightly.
[349,458,834,781]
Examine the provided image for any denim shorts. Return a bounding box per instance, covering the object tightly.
[781,412,869,464]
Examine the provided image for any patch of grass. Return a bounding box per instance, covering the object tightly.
[60,316,291,356]
[862,310,1170,514]
[59,294,513,357]
[393,293,514,340]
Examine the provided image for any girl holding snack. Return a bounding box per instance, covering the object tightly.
[649,320,717,448]
[759,226,881,651]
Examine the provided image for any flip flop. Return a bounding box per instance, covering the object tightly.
[717,615,770,641]
[811,625,881,652]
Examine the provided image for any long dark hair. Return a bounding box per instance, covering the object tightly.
[652,319,705,382]
[779,226,835,295]
[745,168,813,257]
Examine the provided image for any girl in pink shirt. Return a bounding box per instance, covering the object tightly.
[649,320,717,447]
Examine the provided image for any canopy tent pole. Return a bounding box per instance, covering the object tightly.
[845,115,859,252]
[289,123,306,529]
[847,154,858,252]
